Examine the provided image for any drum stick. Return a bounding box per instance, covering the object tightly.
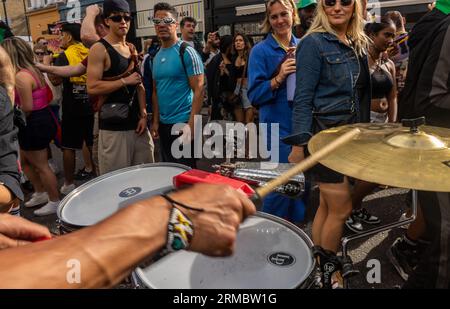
[253,128,361,200]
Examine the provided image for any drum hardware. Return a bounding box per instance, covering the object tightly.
[308,118,449,288]
[214,161,306,198]
[132,212,317,289]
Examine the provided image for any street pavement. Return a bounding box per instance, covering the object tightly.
[20,144,409,289]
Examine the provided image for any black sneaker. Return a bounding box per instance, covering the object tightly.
[74,168,95,181]
[353,208,381,224]
[387,237,420,281]
[345,214,363,233]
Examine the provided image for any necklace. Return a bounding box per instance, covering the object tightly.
[272,33,290,52]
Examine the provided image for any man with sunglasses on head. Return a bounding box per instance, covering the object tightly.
[151,2,204,168]
[87,0,154,175]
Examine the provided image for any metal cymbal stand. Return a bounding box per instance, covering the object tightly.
[341,189,418,289]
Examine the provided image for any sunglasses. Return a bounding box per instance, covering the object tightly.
[323,0,354,7]
[35,52,45,56]
[152,17,177,25]
[108,14,132,23]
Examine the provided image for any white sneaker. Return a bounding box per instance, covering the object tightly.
[60,183,76,195]
[25,192,49,208]
[48,159,60,175]
[34,200,60,216]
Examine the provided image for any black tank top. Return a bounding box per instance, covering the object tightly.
[371,64,394,99]
[99,38,139,131]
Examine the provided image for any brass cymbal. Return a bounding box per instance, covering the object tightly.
[308,123,450,192]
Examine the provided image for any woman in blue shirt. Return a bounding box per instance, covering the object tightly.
[248,0,306,223]
[286,0,371,288]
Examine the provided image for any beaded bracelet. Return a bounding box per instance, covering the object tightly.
[160,194,203,253]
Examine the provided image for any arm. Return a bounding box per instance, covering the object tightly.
[187,74,205,130]
[415,26,450,111]
[36,62,86,78]
[387,61,398,122]
[87,43,141,96]
[0,184,256,288]
[81,5,102,48]
[247,46,282,106]
[285,36,322,147]
[135,83,148,135]
[15,72,35,113]
[184,47,205,130]
[151,79,160,139]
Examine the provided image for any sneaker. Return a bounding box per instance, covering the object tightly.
[34,200,60,216]
[25,192,49,208]
[387,237,420,281]
[353,208,381,224]
[9,206,20,217]
[74,168,95,181]
[60,183,76,195]
[345,215,363,233]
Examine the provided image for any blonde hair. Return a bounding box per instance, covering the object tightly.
[306,0,370,56]
[0,46,15,104]
[261,0,300,33]
[1,37,46,86]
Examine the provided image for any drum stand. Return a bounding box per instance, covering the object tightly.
[341,189,418,289]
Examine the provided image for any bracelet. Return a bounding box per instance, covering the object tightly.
[160,195,197,253]
[274,76,281,89]
[160,194,205,212]
[120,78,127,86]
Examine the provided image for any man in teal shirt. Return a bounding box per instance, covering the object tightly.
[151,2,204,168]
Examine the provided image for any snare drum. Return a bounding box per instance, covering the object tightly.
[132,212,316,289]
[57,163,190,234]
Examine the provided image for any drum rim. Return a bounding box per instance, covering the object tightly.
[57,162,191,229]
[134,211,316,289]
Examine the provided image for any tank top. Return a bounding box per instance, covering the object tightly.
[371,63,394,99]
[98,39,139,131]
[14,69,48,111]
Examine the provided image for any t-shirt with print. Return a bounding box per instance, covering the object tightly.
[153,40,203,124]
[54,53,92,118]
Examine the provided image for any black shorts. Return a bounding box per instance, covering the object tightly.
[304,147,344,184]
[61,115,94,150]
[19,108,56,151]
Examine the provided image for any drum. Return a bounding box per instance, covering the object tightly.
[57,163,190,234]
[132,212,316,289]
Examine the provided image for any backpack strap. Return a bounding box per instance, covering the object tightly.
[179,42,189,77]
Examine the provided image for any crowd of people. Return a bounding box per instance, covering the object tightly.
[0,0,449,288]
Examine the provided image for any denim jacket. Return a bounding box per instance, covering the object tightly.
[285,32,371,145]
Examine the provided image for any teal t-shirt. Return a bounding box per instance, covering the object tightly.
[153,41,204,124]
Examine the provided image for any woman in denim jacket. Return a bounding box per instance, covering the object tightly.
[286,0,371,288]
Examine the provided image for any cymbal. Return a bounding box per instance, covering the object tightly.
[308,123,450,192]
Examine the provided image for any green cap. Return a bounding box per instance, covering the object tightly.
[436,0,450,15]
[296,0,317,9]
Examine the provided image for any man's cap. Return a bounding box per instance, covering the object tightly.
[436,0,450,15]
[296,0,317,9]
[103,0,130,17]
[61,23,82,42]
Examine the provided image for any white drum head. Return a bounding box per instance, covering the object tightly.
[57,163,189,228]
[135,213,314,289]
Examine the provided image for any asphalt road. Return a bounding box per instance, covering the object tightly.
[19,144,409,289]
